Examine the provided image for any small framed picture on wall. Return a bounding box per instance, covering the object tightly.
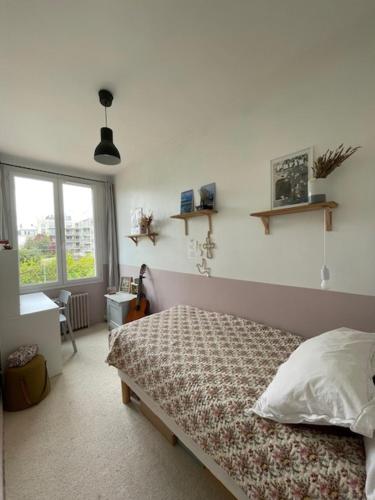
[119,276,132,293]
[271,147,313,209]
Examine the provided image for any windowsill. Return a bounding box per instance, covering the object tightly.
[20,277,105,294]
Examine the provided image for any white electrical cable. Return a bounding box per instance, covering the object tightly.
[320,209,330,289]
[323,209,326,265]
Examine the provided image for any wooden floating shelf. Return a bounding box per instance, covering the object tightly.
[170,209,218,235]
[127,232,158,246]
[250,202,338,235]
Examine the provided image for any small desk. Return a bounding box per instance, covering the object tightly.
[20,292,58,315]
[105,292,137,330]
[1,293,61,377]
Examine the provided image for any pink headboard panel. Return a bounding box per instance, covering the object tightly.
[121,265,375,338]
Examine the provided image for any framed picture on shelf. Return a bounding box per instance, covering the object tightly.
[198,182,216,210]
[130,282,139,295]
[119,276,132,293]
[180,190,194,214]
[271,147,313,209]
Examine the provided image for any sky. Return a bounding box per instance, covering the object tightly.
[14,176,93,228]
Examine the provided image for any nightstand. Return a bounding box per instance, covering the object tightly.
[104,292,137,330]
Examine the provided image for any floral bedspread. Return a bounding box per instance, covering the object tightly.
[106,305,366,499]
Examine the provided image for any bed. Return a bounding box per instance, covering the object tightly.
[106,305,366,499]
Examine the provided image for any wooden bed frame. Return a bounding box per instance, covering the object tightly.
[120,380,236,499]
[122,381,177,445]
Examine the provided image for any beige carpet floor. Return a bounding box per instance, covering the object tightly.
[4,323,233,500]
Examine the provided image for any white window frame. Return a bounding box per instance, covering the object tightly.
[9,168,103,292]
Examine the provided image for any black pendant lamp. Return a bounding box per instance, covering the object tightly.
[94,89,121,165]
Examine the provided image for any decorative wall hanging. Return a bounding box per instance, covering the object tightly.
[192,231,216,277]
[94,89,121,166]
[176,186,218,278]
[196,257,211,277]
[271,147,313,209]
[202,232,215,259]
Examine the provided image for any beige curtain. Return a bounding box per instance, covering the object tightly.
[0,164,11,241]
[105,182,119,289]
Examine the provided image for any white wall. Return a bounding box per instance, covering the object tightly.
[115,23,375,297]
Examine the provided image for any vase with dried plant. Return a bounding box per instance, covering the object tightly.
[138,213,153,234]
[308,144,360,203]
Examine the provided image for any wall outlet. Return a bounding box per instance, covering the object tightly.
[187,239,200,259]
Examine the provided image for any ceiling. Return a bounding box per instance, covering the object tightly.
[0,0,373,175]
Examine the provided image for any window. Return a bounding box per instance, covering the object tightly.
[12,172,101,289]
[15,176,58,286]
[62,183,96,281]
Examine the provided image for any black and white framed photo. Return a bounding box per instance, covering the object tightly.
[271,147,313,209]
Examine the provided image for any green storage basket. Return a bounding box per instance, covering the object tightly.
[4,354,50,411]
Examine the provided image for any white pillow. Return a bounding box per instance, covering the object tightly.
[248,327,375,438]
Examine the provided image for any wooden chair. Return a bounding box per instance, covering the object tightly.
[55,290,77,353]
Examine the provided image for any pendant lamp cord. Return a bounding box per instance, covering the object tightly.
[105,107,108,128]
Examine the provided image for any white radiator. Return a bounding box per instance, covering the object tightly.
[70,292,89,331]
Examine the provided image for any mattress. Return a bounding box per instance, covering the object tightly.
[106,305,366,499]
